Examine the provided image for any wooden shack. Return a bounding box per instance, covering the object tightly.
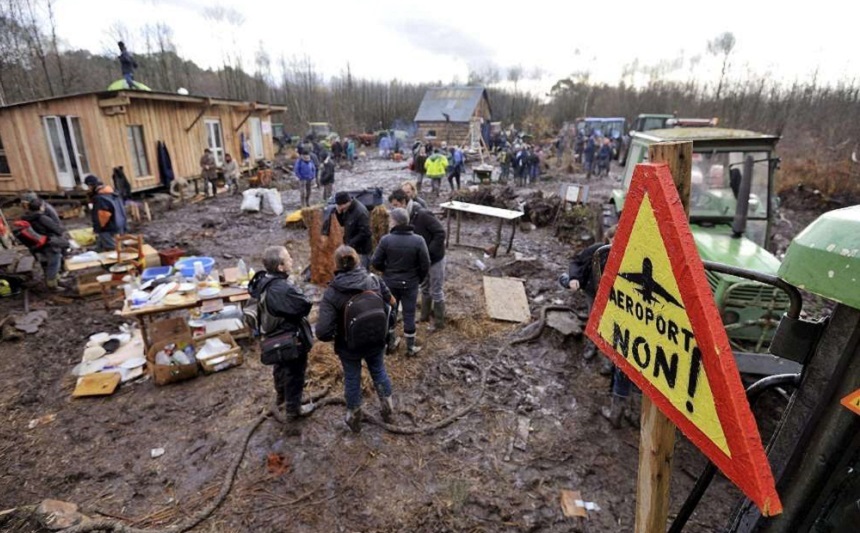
[413,86,492,148]
[0,90,286,196]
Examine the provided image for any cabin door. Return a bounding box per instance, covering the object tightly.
[43,115,89,189]
[43,116,74,189]
[204,119,224,165]
[249,117,264,160]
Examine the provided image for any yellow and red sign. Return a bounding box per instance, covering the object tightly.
[840,389,860,416]
[586,163,782,515]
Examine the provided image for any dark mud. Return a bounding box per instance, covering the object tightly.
[0,158,815,532]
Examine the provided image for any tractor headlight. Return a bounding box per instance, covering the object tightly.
[722,310,740,325]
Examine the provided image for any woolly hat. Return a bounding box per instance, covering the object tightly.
[334,191,351,205]
[84,175,102,188]
[389,207,409,226]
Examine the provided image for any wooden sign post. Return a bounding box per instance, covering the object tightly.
[635,142,692,533]
[585,141,782,529]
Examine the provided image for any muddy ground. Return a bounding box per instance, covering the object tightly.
[0,157,833,532]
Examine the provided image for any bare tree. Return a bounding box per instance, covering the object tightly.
[708,31,736,100]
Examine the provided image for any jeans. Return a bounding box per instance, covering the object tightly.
[96,232,116,252]
[339,350,392,410]
[124,72,134,89]
[448,167,461,190]
[273,352,308,411]
[322,183,333,203]
[390,283,419,334]
[43,249,62,280]
[611,366,632,397]
[300,180,312,207]
[429,177,441,195]
[420,258,446,303]
[416,173,424,192]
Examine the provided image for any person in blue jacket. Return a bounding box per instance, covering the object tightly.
[293,152,317,207]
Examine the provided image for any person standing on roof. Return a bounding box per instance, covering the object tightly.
[117,41,138,89]
[84,175,128,251]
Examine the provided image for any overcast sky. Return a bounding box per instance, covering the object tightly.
[52,0,857,95]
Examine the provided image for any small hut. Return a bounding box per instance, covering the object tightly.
[414,86,491,149]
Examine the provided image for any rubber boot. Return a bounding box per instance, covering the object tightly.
[419,298,432,323]
[582,341,597,361]
[345,407,362,433]
[405,333,421,356]
[428,301,445,332]
[599,357,614,376]
[378,391,394,424]
[601,395,626,429]
[624,393,641,429]
[286,403,314,419]
[386,329,400,355]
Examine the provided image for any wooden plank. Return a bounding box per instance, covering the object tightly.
[634,141,692,533]
[72,372,121,397]
[440,201,525,220]
[15,255,34,274]
[483,276,530,322]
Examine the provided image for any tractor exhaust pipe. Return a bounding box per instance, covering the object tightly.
[732,155,754,238]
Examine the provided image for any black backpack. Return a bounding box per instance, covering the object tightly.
[343,285,388,352]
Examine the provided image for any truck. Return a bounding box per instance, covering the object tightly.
[610,127,790,351]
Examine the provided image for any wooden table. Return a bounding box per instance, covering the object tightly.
[120,286,250,350]
[440,201,524,258]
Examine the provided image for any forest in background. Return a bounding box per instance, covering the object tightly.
[2,0,859,194]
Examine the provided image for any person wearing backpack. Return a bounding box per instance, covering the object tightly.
[315,245,397,433]
[19,198,69,291]
[371,207,430,356]
[84,175,128,251]
[248,246,314,420]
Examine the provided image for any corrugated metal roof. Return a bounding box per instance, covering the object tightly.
[414,86,487,123]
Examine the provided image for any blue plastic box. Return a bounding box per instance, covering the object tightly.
[141,266,173,282]
[174,256,215,278]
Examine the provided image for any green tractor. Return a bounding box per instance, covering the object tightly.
[610,127,789,356]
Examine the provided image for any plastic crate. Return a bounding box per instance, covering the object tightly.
[141,266,172,283]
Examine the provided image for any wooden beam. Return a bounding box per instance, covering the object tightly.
[234,105,256,132]
[185,98,213,132]
[634,140,692,533]
[98,96,130,108]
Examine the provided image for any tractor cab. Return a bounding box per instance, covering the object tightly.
[611,127,788,351]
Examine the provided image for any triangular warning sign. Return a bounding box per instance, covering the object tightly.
[586,164,782,516]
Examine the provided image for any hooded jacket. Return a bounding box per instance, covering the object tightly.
[294,157,317,182]
[22,210,68,251]
[424,153,448,178]
[335,200,372,255]
[371,224,430,289]
[406,201,445,264]
[315,267,392,359]
[248,271,312,342]
[91,185,127,234]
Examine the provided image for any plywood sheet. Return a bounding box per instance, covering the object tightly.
[72,372,121,397]
[483,276,530,323]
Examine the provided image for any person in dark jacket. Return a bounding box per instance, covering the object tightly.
[412,147,428,193]
[372,207,430,356]
[84,175,128,251]
[21,192,61,227]
[388,189,446,329]
[320,156,335,202]
[249,246,314,419]
[22,198,69,290]
[118,41,138,89]
[315,245,396,433]
[334,191,372,268]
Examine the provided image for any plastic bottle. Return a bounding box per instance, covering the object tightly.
[194,261,206,287]
[237,258,248,281]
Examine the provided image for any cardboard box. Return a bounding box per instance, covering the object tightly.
[194,331,243,374]
[146,318,198,385]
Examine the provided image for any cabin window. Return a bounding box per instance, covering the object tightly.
[426,130,437,138]
[0,134,10,174]
[127,125,150,177]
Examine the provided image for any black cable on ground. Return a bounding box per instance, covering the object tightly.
[56,345,504,533]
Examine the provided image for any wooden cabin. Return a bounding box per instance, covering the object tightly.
[413,87,492,148]
[0,90,286,196]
